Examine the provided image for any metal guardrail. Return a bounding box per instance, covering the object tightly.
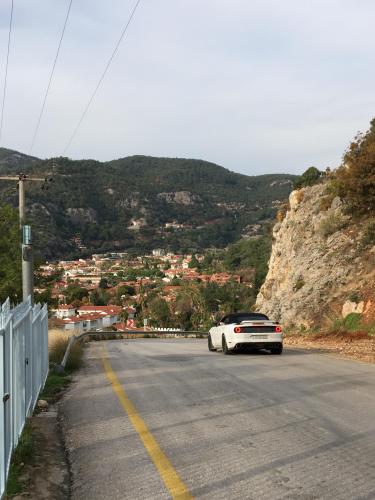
[57,329,208,372]
[0,297,48,498]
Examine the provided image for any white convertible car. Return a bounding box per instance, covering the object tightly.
[208,312,283,355]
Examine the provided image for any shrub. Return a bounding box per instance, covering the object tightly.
[343,313,362,331]
[319,194,334,212]
[293,278,305,291]
[296,190,305,204]
[319,213,347,237]
[348,291,361,304]
[294,167,323,189]
[360,219,375,248]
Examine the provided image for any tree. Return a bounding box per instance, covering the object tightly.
[294,167,322,189]
[99,277,109,289]
[149,298,170,327]
[333,118,375,213]
[34,288,58,308]
[171,276,182,286]
[90,288,109,306]
[65,285,88,304]
[116,285,136,303]
[189,255,200,269]
[0,205,21,303]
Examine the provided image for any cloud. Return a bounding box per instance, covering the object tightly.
[0,0,374,175]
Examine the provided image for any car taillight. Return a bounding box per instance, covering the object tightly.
[234,326,243,333]
[275,326,282,333]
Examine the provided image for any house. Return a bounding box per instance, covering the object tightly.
[54,304,76,319]
[77,305,123,327]
[55,316,84,333]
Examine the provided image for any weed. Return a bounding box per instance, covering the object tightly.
[40,372,71,401]
[319,213,348,237]
[343,313,362,331]
[311,314,375,340]
[348,291,361,304]
[319,194,334,212]
[360,219,375,248]
[293,278,305,291]
[5,422,33,496]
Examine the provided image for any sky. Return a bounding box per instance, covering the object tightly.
[0,0,374,176]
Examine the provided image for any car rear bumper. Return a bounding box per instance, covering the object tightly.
[227,332,283,348]
[232,341,282,351]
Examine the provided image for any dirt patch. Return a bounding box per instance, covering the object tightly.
[6,405,70,500]
[285,334,375,363]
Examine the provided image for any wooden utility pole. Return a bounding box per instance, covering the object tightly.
[0,174,47,304]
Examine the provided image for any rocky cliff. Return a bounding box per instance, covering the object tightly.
[256,183,375,327]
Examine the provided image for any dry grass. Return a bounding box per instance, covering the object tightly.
[48,329,84,371]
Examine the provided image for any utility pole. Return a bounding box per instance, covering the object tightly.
[0,173,47,304]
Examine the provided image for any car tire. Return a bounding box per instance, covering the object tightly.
[222,335,232,355]
[270,345,283,355]
[208,335,216,352]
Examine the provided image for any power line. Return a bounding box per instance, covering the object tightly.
[0,0,14,146]
[63,0,142,156]
[29,0,73,154]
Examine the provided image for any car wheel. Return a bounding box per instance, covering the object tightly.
[208,335,216,352]
[222,335,232,355]
[270,345,283,355]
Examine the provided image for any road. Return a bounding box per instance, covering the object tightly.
[62,339,375,499]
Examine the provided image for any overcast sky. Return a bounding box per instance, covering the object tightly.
[0,0,374,175]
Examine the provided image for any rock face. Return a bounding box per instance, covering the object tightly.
[256,183,375,326]
[67,207,97,224]
[157,191,200,205]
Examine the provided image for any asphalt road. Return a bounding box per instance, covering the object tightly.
[62,339,375,500]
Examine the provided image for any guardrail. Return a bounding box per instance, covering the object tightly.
[0,297,48,499]
[57,329,208,372]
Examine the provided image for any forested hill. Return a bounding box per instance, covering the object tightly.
[0,148,296,259]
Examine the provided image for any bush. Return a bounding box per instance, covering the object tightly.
[276,201,290,222]
[319,213,347,237]
[360,219,375,248]
[319,194,334,212]
[294,167,322,189]
[293,278,305,291]
[348,291,361,304]
[343,313,362,331]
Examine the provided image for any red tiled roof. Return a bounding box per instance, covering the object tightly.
[77,305,123,315]
[77,313,105,321]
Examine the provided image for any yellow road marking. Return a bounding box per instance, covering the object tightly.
[101,345,193,500]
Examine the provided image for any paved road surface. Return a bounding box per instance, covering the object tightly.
[62,339,375,499]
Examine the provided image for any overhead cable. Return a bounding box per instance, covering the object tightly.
[29,0,73,154]
[0,0,14,145]
[62,0,142,155]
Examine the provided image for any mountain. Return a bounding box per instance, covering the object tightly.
[0,148,296,259]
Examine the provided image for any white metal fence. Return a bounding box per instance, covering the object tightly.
[0,297,48,498]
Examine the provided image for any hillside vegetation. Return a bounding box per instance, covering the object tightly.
[0,150,295,259]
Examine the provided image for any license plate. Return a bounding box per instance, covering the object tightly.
[251,335,268,340]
